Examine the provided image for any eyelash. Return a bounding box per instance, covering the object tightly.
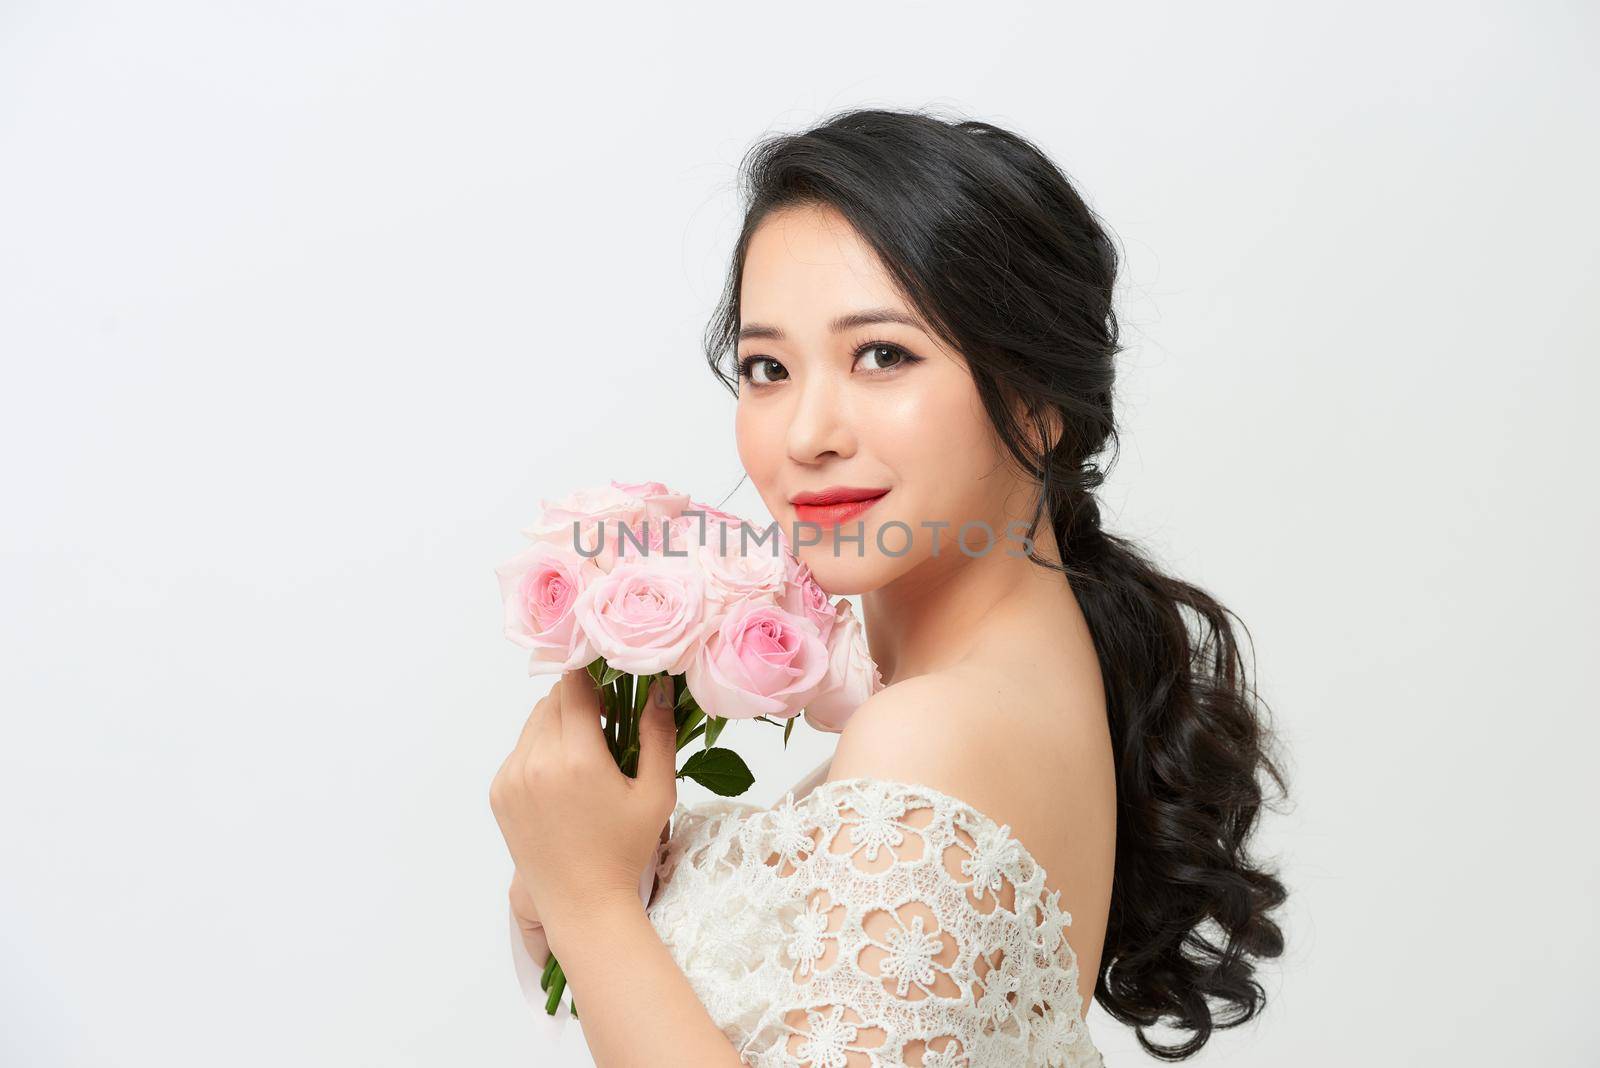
[736,340,922,386]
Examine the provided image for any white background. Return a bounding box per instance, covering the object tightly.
[2,2,1595,1065]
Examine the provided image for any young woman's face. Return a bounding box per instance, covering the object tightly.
[734,202,1030,595]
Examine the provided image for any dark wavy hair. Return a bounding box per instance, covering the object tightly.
[701,106,1291,1060]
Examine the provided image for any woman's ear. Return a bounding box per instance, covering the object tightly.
[1038,405,1064,454]
[1010,392,1063,456]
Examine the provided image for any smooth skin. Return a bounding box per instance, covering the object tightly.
[489,670,744,1067]
[491,201,1116,1064]
[735,203,1116,1010]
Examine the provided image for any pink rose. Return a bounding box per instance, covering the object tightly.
[610,479,692,522]
[520,484,646,573]
[615,513,704,568]
[802,599,884,733]
[573,560,709,675]
[610,478,672,497]
[521,483,645,542]
[686,498,745,525]
[494,542,601,675]
[686,601,830,721]
[519,482,689,574]
[697,528,788,613]
[697,517,777,560]
[781,554,837,646]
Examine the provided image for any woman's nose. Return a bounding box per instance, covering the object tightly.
[786,371,855,464]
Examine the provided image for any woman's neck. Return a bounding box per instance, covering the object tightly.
[861,519,1075,686]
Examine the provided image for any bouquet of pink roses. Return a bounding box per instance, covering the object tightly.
[495,479,882,1016]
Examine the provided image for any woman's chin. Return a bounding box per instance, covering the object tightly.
[796,550,900,599]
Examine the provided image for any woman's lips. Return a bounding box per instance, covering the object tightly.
[793,491,888,527]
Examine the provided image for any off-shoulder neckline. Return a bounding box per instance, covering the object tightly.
[669,772,1100,1048]
[677,771,1059,894]
[779,774,1058,892]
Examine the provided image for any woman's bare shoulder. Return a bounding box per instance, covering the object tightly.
[827,670,991,772]
[825,662,1116,1007]
[826,664,1107,829]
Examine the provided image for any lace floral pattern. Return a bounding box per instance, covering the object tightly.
[645,777,1105,1067]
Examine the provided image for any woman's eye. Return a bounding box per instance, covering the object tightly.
[856,342,914,372]
[738,356,787,385]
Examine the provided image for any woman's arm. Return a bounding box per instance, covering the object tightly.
[492,673,741,1065]
[548,892,744,1068]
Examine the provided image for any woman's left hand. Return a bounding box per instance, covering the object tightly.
[489,669,678,955]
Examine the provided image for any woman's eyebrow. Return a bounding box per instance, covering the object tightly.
[738,308,924,341]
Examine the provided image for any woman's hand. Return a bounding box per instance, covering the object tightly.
[508,825,673,968]
[489,669,678,957]
[508,867,550,966]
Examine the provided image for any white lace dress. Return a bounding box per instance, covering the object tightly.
[514,759,1106,1067]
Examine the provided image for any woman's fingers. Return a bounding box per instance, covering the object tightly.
[557,668,610,761]
[510,684,561,765]
[491,686,560,817]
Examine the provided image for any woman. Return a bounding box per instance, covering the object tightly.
[490,107,1289,1066]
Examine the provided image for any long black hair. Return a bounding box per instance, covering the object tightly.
[702,106,1290,1060]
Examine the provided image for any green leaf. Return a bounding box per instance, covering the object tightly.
[689,688,708,713]
[703,714,728,749]
[675,682,696,710]
[675,709,705,749]
[783,716,796,750]
[676,747,755,797]
[600,665,624,687]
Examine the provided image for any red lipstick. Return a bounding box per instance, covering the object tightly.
[789,486,890,527]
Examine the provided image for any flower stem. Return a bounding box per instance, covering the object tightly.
[607,678,623,756]
[543,959,566,1015]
